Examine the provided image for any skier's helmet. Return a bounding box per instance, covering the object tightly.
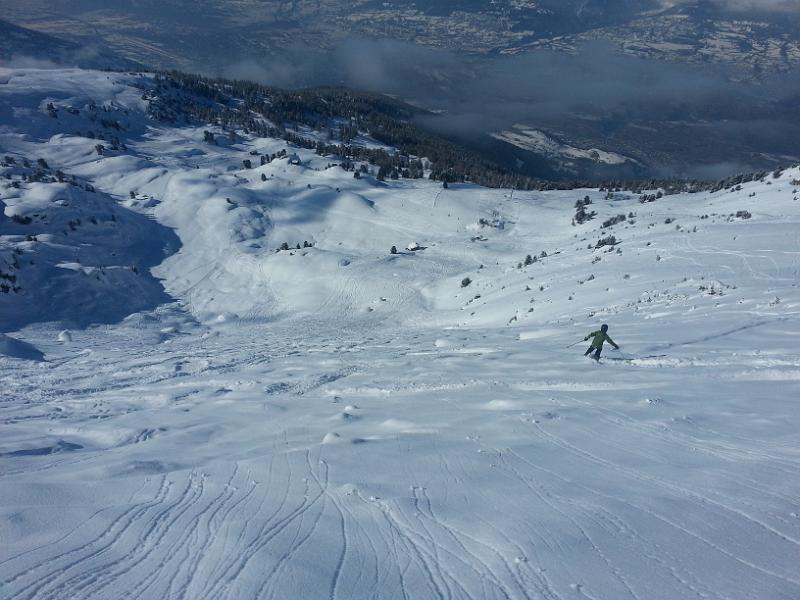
[601,324,608,332]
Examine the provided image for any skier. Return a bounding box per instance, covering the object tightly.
[583,324,619,361]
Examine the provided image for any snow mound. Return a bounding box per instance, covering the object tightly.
[322,432,342,444]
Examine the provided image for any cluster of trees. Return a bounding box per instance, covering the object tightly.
[46,98,128,151]
[2,155,95,192]
[601,213,633,228]
[310,140,426,180]
[598,168,793,197]
[595,235,618,249]
[573,196,596,225]
[278,241,314,251]
[515,252,548,268]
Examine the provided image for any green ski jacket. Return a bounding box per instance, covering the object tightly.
[586,330,618,350]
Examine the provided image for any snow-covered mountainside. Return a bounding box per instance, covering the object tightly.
[492,125,638,167]
[2,67,800,600]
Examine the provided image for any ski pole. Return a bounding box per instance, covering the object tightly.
[565,340,584,349]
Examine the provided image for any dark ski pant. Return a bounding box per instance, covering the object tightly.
[585,346,602,360]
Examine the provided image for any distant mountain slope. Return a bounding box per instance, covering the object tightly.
[520,1,800,74]
[0,18,142,70]
[1,1,798,74]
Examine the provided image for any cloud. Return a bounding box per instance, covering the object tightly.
[1,55,61,69]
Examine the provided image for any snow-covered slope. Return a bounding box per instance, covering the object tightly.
[492,125,637,166]
[0,163,178,330]
[2,67,800,600]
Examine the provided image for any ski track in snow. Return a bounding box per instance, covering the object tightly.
[2,68,800,599]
